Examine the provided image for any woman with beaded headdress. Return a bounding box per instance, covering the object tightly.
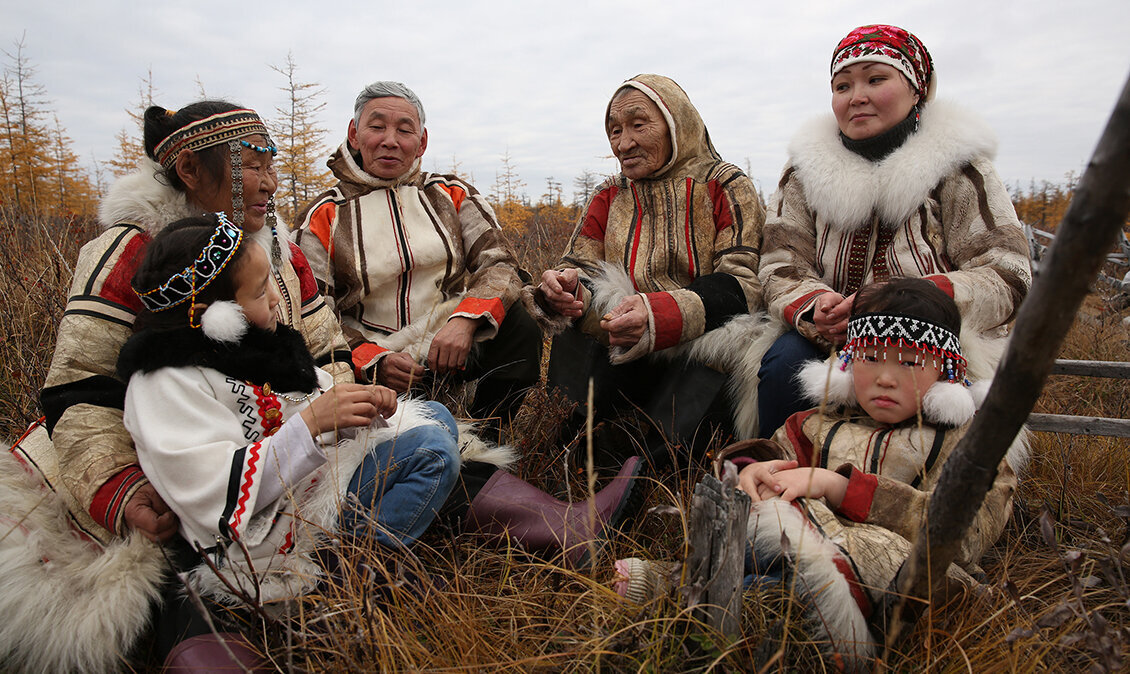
[755,24,1032,439]
[2,101,353,671]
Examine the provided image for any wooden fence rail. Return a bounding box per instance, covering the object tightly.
[1026,358,1130,437]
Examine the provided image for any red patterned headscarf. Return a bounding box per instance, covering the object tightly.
[831,25,935,100]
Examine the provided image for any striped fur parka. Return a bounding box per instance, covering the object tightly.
[527,74,765,363]
[295,146,526,378]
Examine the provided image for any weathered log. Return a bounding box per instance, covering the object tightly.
[684,472,751,641]
[1050,359,1130,378]
[882,72,1130,647]
[1026,413,1130,438]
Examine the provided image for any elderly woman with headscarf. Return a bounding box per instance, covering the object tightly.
[529,74,765,469]
[756,25,1031,439]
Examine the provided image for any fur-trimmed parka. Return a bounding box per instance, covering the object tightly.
[759,101,1031,349]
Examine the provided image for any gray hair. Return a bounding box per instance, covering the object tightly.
[353,81,426,127]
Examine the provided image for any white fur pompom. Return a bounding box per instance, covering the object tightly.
[796,358,856,407]
[922,381,976,426]
[967,379,992,408]
[200,301,248,343]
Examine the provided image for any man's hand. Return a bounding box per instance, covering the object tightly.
[539,269,583,318]
[428,316,480,373]
[123,483,178,543]
[812,292,854,345]
[737,459,800,502]
[600,294,648,348]
[375,352,426,392]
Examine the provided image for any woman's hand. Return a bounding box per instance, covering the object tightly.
[600,295,647,347]
[738,459,800,502]
[812,292,854,345]
[300,383,387,437]
[539,269,583,318]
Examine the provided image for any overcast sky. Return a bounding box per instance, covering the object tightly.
[4,0,1128,204]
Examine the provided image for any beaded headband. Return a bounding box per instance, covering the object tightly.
[136,213,244,314]
[838,312,968,383]
[152,109,271,170]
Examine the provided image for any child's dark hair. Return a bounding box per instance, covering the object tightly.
[143,100,245,192]
[131,214,250,332]
[851,277,962,334]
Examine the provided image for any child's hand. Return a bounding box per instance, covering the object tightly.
[738,459,799,502]
[371,385,397,418]
[763,467,849,507]
[301,384,385,437]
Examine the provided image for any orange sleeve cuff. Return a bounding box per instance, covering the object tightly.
[352,342,389,378]
[453,296,505,328]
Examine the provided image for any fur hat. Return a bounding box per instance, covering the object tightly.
[832,24,935,100]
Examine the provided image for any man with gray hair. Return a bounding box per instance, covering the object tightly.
[295,81,540,440]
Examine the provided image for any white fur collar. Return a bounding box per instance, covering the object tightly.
[98,158,292,265]
[98,159,196,234]
[787,100,998,229]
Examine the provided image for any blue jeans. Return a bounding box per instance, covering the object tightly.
[744,542,785,591]
[341,401,461,549]
[757,330,826,438]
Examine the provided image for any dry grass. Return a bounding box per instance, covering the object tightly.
[2,207,1128,672]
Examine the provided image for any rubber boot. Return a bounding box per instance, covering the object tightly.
[163,632,267,672]
[465,456,642,566]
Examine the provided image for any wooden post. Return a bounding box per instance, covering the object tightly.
[684,472,751,641]
[881,72,1130,647]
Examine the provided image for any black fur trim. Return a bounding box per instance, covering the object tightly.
[686,272,747,331]
[117,324,319,393]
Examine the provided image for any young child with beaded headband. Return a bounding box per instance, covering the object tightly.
[118,213,461,606]
[615,278,1026,669]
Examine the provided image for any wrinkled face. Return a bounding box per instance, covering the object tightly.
[606,89,672,180]
[832,62,920,140]
[852,344,943,425]
[232,242,280,332]
[348,96,428,180]
[195,134,278,233]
